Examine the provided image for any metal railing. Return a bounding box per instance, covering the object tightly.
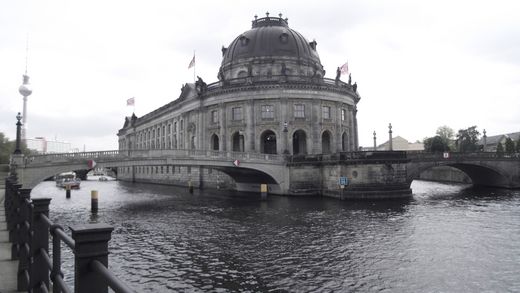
[4,174,134,293]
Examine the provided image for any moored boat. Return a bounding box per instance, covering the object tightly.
[55,172,81,189]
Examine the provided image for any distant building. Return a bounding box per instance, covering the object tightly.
[479,132,520,152]
[26,137,72,153]
[364,136,424,151]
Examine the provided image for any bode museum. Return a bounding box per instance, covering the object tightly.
[115,13,395,197]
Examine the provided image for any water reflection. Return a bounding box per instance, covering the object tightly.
[31,180,520,292]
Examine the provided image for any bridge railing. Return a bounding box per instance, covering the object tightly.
[4,175,134,293]
[406,151,520,161]
[288,151,408,163]
[24,149,286,166]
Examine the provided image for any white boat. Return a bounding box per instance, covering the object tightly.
[55,172,81,189]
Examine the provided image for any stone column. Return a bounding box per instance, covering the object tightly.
[245,100,254,152]
[280,98,288,154]
[219,103,226,151]
[198,109,204,150]
[311,100,320,154]
[336,103,342,152]
[349,106,355,151]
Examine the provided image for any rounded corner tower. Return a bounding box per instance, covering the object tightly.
[119,12,360,158]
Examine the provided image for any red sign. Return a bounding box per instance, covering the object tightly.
[233,159,240,167]
[87,159,97,169]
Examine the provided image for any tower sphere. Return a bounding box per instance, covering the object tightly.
[18,74,32,97]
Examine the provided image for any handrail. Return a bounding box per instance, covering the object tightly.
[4,180,133,293]
[90,260,134,293]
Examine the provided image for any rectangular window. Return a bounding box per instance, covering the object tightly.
[180,120,184,130]
[211,110,219,123]
[294,104,305,118]
[341,109,346,121]
[322,106,331,119]
[261,105,274,119]
[187,166,191,174]
[174,122,177,133]
[232,107,243,121]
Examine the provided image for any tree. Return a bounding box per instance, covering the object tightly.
[496,142,504,153]
[456,126,480,152]
[0,132,32,164]
[436,125,455,151]
[505,137,515,154]
[516,138,520,153]
[424,135,449,152]
[0,132,15,164]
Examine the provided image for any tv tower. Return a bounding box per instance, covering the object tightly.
[18,37,32,141]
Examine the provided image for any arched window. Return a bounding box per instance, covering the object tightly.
[342,131,349,151]
[232,131,244,152]
[322,131,332,154]
[292,130,307,155]
[211,134,219,151]
[261,130,277,154]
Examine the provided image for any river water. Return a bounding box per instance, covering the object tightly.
[32,179,520,292]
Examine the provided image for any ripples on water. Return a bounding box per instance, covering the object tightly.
[32,180,520,292]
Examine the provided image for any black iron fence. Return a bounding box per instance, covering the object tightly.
[4,174,134,293]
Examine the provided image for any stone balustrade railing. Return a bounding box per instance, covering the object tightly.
[25,149,286,166]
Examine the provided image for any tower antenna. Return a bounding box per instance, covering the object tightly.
[25,33,29,74]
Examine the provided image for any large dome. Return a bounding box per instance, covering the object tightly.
[218,14,325,81]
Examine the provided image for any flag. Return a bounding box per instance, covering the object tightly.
[188,54,195,69]
[340,62,349,75]
[126,97,135,106]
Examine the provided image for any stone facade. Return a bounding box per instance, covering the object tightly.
[117,15,360,190]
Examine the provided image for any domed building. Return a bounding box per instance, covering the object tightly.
[117,14,362,190]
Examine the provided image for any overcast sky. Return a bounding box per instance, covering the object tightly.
[1,0,519,151]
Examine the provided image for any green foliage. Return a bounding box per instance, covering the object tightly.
[423,135,449,152]
[0,132,15,164]
[435,125,455,151]
[496,142,504,153]
[505,137,515,154]
[0,132,32,164]
[456,126,480,152]
[516,138,520,153]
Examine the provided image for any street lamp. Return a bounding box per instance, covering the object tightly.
[14,112,22,154]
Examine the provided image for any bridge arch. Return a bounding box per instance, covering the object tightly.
[408,162,512,188]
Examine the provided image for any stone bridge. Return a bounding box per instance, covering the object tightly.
[406,152,520,188]
[9,150,520,199]
[12,149,289,194]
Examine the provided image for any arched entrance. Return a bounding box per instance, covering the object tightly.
[292,130,307,155]
[322,131,331,154]
[211,134,219,151]
[261,130,277,154]
[232,131,244,152]
[342,131,348,151]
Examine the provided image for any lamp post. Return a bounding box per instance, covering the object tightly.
[388,123,393,151]
[373,131,377,150]
[483,129,487,152]
[14,112,22,155]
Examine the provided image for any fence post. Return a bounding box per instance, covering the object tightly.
[10,184,23,259]
[30,198,52,292]
[9,183,22,247]
[17,188,31,292]
[70,223,114,293]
